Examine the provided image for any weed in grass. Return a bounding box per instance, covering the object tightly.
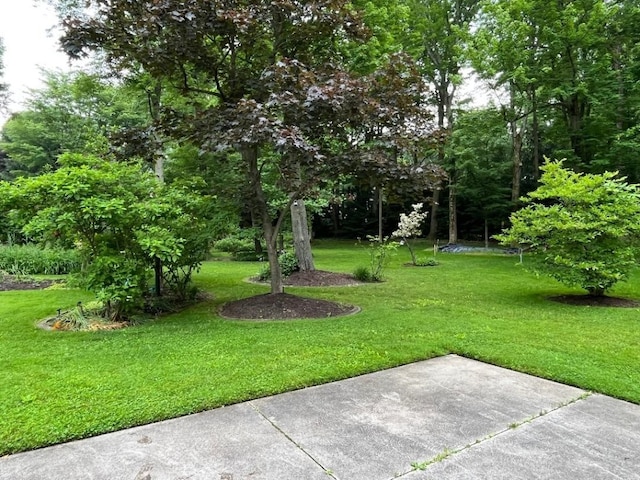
[414,257,439,267]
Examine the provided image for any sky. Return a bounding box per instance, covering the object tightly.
[0,0,73,126]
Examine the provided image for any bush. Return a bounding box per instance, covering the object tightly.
[256,251,299,281]
[356,235,399,282]
[352,266,373,282]
[214,237,255,256]
[0,154,214,320]
[415,257,439,267]
[0,244,81,275]
[496,160,640,296]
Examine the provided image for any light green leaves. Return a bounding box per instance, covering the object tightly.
[497,160,640,295]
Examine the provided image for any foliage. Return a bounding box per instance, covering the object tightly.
[357,235,399,281]
[496,160,640,296]
[352,265,373,282]
[0,153,214,318]
[0,244,81,275]
[45,301,127,331]
[414,257,439,267]
[60,0,444,294]
[473,0,640,182]
[0,71,148,178]
[213,227,265,261]
[447,108,514,240]
[257,251,300,282]
[214,237,256,258]
[392,203,428,265]
[0,37,8,111]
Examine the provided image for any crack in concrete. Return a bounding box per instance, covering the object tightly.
[249,403,339,480]
[393,391,593,479]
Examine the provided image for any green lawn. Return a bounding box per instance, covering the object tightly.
[1,239,639,455]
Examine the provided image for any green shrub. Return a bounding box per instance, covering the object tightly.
[278,251,299,277]
[496,160,640,296]
[352,266,373,282]
[356,235,399,282]
[0,154,214,320]
[234,251,264,262]
[214,237,255,256]
[415,257,439,267]
[0,244,82,275]
[256,251,299,281]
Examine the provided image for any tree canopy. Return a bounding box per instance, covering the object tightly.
[58,0,443,293]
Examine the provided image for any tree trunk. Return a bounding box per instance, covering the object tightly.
[510,82,524,203]
[511,127,523,202]
[249,210,263,254]
[154,154,164,183]
[531,87,540,180]
[378,186,383,240]
[148,81,165,295]
[244,145,283,293]
[291,199,315,272]
[154,256,162,297]
[484,218,489,249]
[427,188,440,241]
[448,178,457,244]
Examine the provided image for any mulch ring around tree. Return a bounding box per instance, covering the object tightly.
[283,270,362,287]
[220,292,359,320]
[549,294,640,308]
[0,274,61,291]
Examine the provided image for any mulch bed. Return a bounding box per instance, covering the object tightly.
[283,269,362,287]
[220,292,358,320]
[223,269,361,320]
[549,294,640,308]
[0,275,59,291]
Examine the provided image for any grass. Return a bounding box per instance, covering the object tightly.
[1,239,639,455]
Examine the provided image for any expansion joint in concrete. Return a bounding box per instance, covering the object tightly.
[249,403,339,479]
[394,391,593,478]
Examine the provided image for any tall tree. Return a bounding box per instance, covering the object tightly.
[0,70,147,177]
[474,0,640,186]
[61,0,435,294]
[409,0,480,243]
[0,38,8,112]
[447,108,512,244]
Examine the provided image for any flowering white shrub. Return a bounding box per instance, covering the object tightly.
[392,203,428,265]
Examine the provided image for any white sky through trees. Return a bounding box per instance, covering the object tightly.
[0,0,72,126]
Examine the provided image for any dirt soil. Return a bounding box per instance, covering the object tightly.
[549,294,640,308]
[0,275,59,291]
[283,269,362,287]
[220,292,358,320]
[223,270,361,320]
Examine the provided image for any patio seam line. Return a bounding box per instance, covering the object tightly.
[391,390,593,479]
[248,402,339,480]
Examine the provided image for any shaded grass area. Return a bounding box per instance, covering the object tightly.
[1,239,639,455]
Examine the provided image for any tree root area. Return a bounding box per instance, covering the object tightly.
[549,294,640,308]
[220,292,358,320]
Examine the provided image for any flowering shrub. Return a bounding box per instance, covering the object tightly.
[392,203,428,265]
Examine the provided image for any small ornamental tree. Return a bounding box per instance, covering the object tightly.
[0,153,214,319]
[392,203,428,265]
[496,160,640,296]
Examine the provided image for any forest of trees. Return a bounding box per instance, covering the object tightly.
[1,0,639,298]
